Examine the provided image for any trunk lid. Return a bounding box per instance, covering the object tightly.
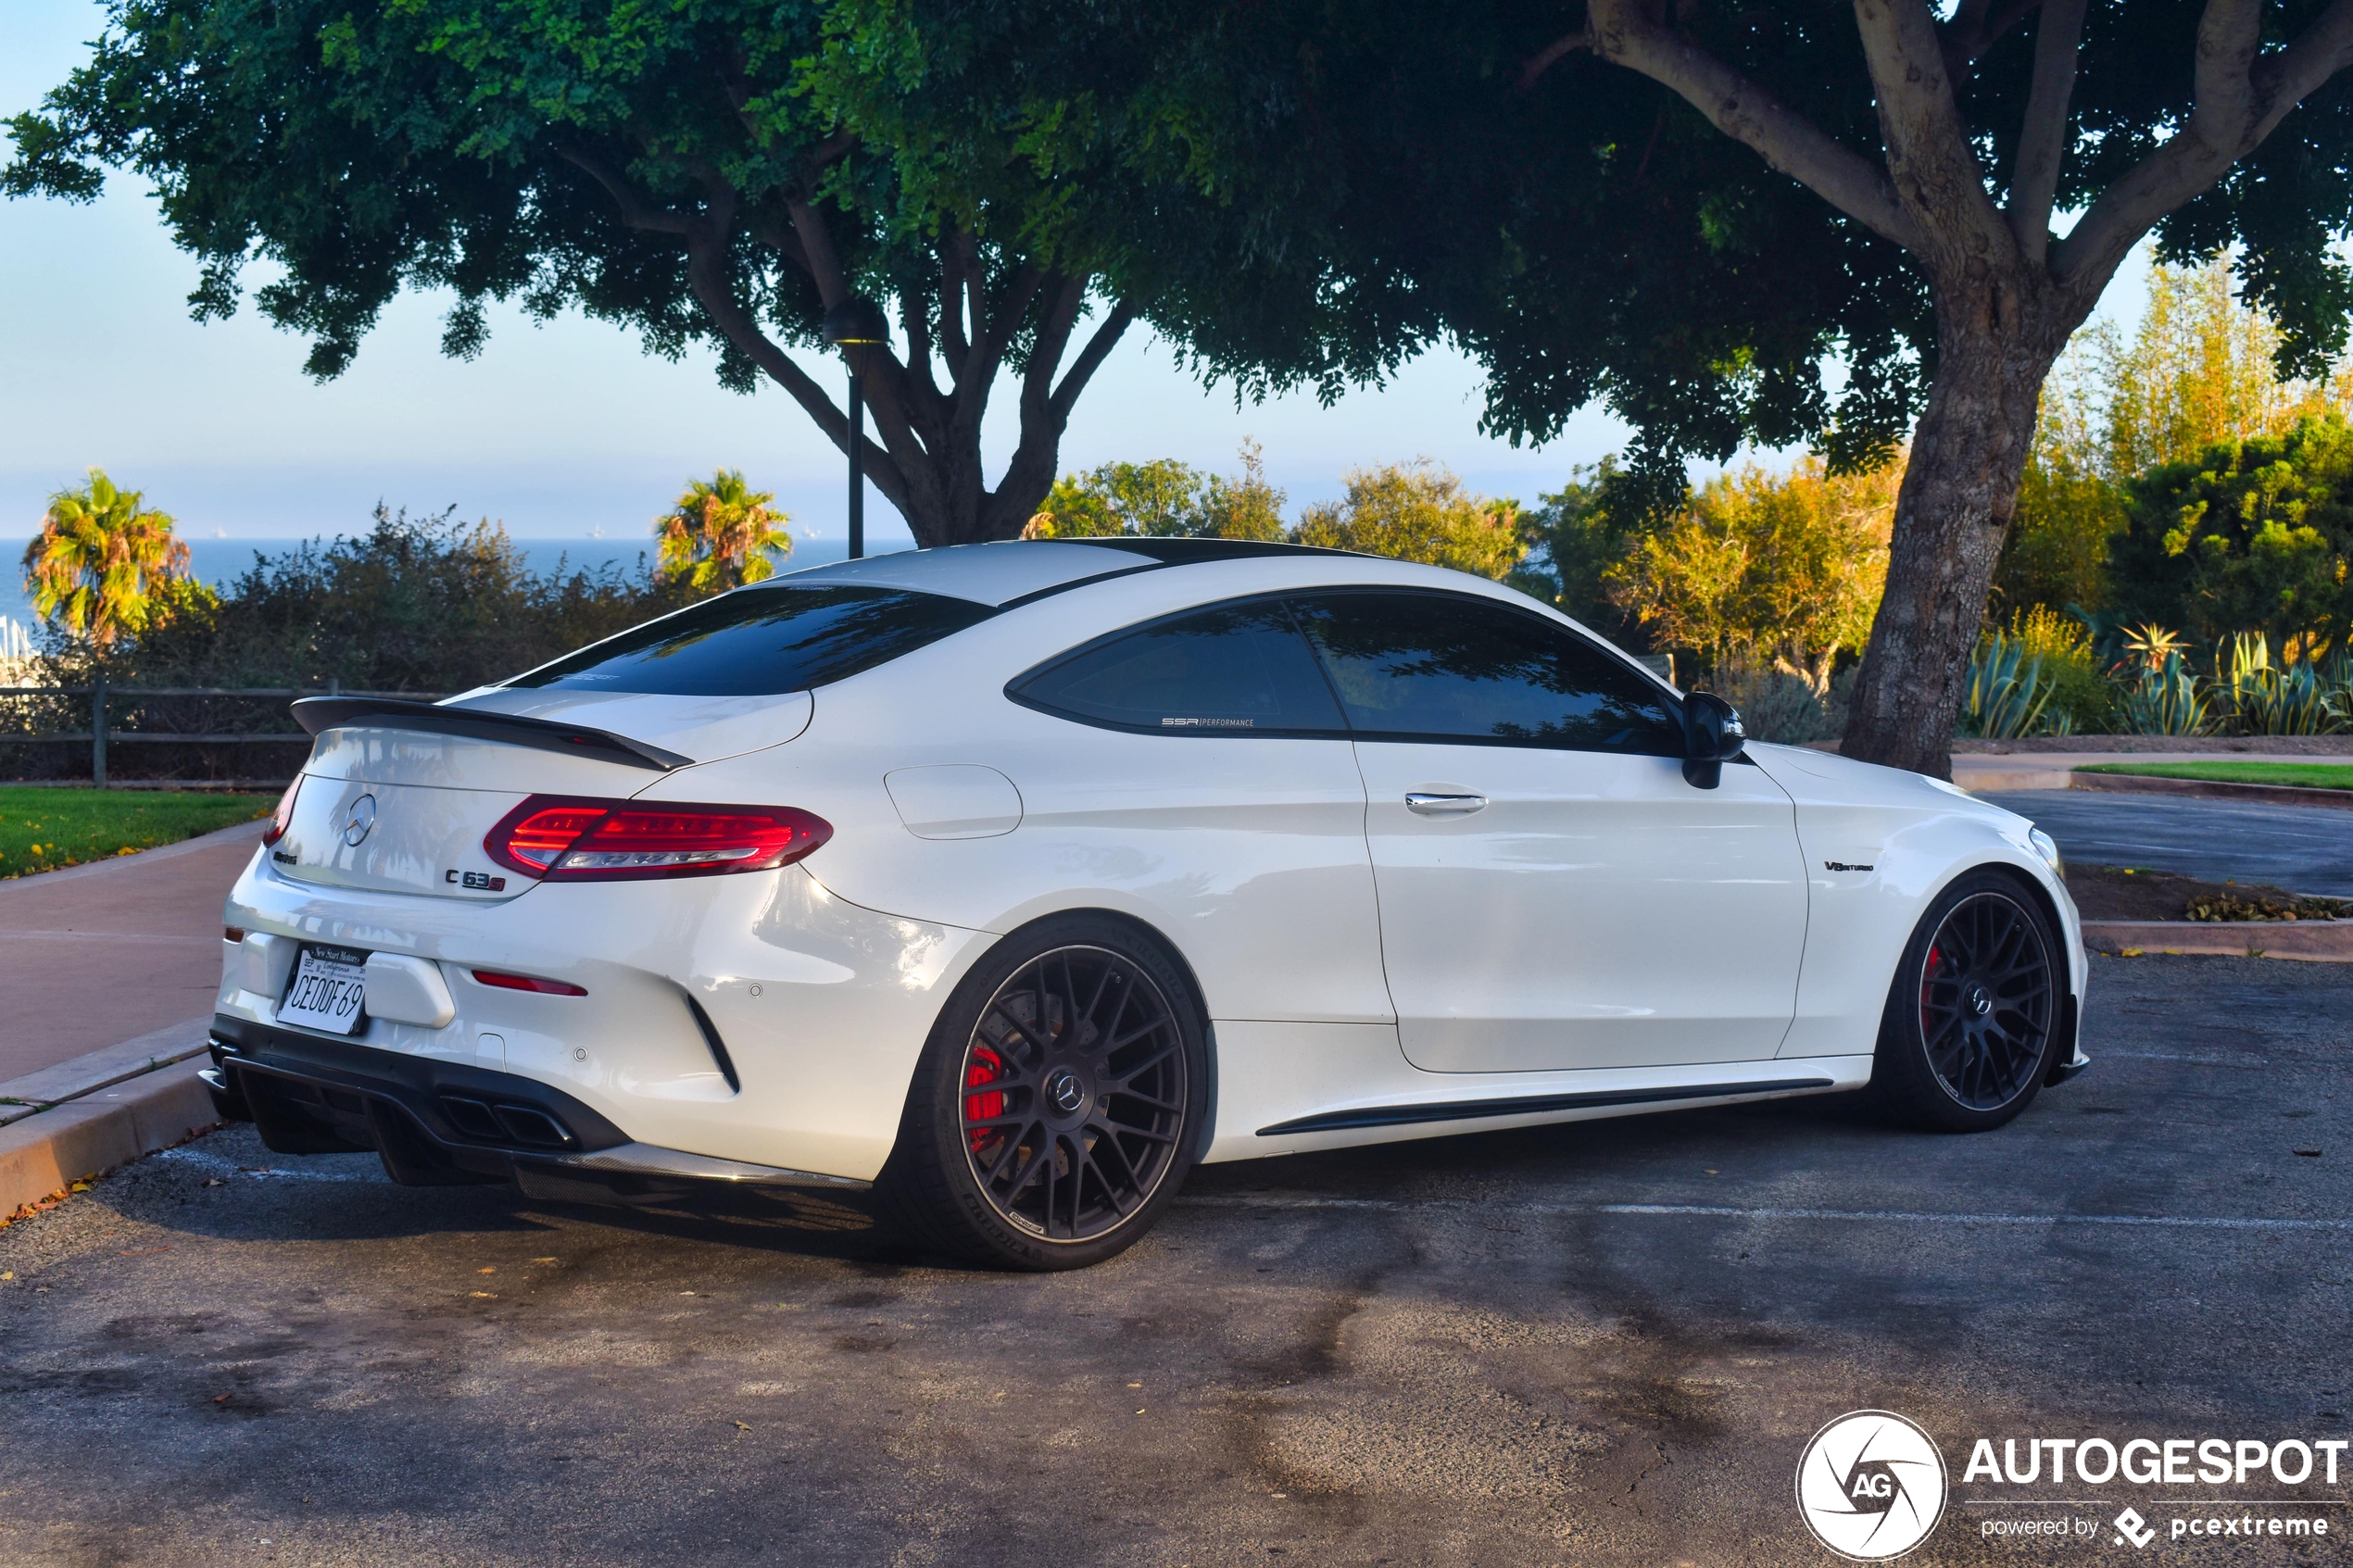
[274,691,812,899]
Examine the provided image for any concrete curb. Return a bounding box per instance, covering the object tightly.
[2082,919,2353,962]
[0,1056,224,1225]
[2070,771,2353,811]
[0,1017,214,1129]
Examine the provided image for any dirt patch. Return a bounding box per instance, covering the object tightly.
[2068,863,2352,922]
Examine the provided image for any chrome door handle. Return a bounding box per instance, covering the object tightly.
[1404,792,1489,816]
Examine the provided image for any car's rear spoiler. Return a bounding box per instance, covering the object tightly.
[290,696,695,772]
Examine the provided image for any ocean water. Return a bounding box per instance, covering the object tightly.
[0,533,908,640]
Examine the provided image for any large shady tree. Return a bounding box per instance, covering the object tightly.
[5,0,1138,546]
[848,0,2353,772]
[1529,0,2353,771]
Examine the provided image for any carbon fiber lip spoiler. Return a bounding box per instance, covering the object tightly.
[290,696,696,771]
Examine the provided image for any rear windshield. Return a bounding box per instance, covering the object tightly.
[505,584,996,696]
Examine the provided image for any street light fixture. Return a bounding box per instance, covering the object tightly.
[821,296,889,560]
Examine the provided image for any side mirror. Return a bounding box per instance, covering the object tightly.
[1681,691,1746,789]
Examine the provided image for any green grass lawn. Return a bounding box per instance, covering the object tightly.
[0,787,273,878]
[2079,760,2353,790]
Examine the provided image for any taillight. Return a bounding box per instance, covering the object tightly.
[262,776,303,847]
[483,796,833,882]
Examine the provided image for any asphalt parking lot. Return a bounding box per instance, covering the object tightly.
[1982,789,2353,895]
[3,953,2347,1566]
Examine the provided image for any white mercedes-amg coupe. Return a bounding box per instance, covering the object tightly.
[209,538,2087,1268]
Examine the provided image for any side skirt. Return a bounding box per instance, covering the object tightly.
[1256,1076,1838,1137]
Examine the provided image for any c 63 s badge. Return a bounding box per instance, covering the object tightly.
[1796,1410,1948,1561]
[446,870,508,891]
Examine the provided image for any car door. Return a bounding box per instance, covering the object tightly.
[1290,588,1809,1073]
[1001,594,1391,1026]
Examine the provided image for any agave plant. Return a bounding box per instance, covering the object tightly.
[1957,632,2055,739]
[2215,633,2347,734]
[2120,650,2215,736]
[2121,621,2190,671]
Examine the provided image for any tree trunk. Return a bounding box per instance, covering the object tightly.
[1841,276,2071,778]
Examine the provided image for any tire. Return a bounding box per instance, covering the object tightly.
[1869,870,2065,1133]
[880,913,1209,1270]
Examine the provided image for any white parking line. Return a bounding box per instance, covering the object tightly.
[1176,1194,2353,1231]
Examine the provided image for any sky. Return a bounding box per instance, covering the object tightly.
[0,0,2151,554]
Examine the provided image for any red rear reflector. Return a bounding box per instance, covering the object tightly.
[484,797,833,882]
[224,926,247,943]
[471,969,588,997]
[262,776,303,847]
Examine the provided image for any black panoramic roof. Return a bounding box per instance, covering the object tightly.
[1069,537,1358,564]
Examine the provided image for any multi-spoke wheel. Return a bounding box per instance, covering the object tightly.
[1870,872,2065,1132]
[883,915,1206,1269]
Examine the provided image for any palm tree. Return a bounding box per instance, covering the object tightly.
[21,469,191,644]
[655,470,791,594]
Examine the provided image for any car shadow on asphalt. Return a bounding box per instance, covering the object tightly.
[106,1091,1904,1270]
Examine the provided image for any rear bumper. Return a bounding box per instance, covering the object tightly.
[220,854,992,1183]
[208,1018,869,1200]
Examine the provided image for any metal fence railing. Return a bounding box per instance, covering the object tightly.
[0,677,446,788]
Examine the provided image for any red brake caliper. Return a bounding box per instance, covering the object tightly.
[964,1047,1005,1153]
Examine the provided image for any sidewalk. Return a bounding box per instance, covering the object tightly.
[0,818,264,1083]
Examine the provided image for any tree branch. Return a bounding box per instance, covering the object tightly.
[1850,0,2015,264]
[786,196,852,307]
[937,233,972,369]
[2054,0,2353,299]
[2007,0,2087,262]
[1938,0,2041,77]
[1020,274,1089,425]
[1561,0,1930,253]
[553,145,697,236]
[1050,299,1139,421]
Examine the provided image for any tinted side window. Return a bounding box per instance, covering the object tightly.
[1012,598,1347,735]
[506,584,996,696]
[1291,590,1683,755]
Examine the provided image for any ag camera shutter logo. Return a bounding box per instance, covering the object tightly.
[1795,1410,1949,1561]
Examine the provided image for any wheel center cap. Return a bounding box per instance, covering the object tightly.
[1967,983,1994,1018]
[1045,1067,1086,1114]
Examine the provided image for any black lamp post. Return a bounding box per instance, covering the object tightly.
[821,296,889,559]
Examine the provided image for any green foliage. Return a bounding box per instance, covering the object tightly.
[1026,442,1288,543]
[1957,633,2056,740]
[2109,416,2353,653]
[2002,607,2115,733]
[656,470,790,593]
[0,786,271,879]
[22,470,195,645]
[1292,462,1524,581]
[2118,651,2217,737]
[2082,760,2353,789]
[2211,633,2347,735]
[1507,458,1650,641]
[93,506,689,694]
[1604,457,1896,689]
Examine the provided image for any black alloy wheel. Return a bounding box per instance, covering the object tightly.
[884,915,1206,1269]
[959,946,1189,1242]
[1871,872,2063,1132]
[1919,892,2053,1109]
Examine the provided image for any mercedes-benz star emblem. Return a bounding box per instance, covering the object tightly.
[1046,1069,1085,1114]
[340,794,378,848]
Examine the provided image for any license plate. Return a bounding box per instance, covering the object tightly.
[279,944,369,1035]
